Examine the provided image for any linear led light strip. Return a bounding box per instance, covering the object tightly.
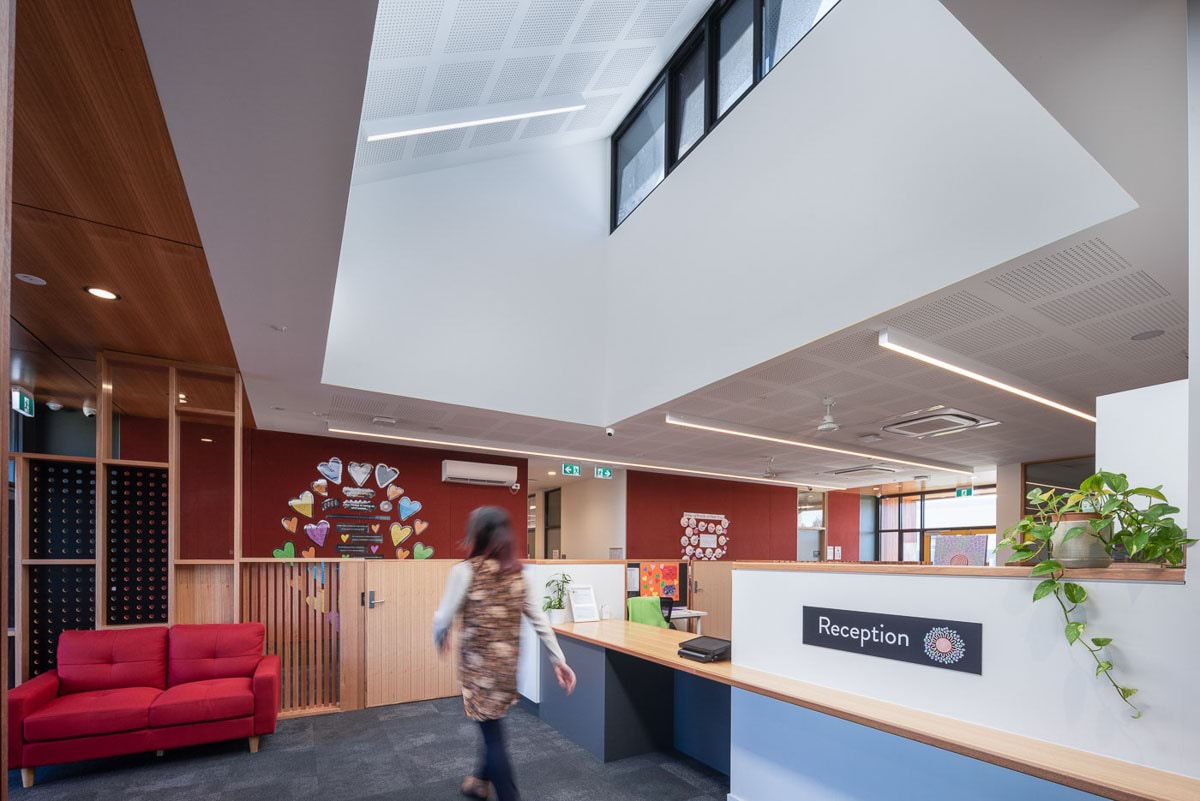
[663,415,974,476]
[878,329,1097,423]
[328,427,840,489]
[366,104,586,142]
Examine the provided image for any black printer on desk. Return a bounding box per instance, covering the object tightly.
[678,636,731,663]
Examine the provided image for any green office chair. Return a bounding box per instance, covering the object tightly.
[627,596,670,628]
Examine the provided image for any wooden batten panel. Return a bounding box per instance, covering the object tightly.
[174,564,234,625]
[689,560,732,640]
[1,0,11,786]
[338,561,366,712]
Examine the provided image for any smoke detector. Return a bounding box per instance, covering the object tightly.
[816,397,840,433]
[45,401,63,411]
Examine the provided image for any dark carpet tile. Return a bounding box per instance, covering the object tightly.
[8,696,729,801]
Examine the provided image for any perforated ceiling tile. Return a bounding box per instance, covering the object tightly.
[886,291,1002,339]
[412,127,469,157]
[809,330,881,364]
[986,238,1131,303]
[354,135,409,167]
[593,46,656,90]
[565,92,622,130]
[520,112,568,138]
[514,0,585,47]
[371,0,443,59]
[545,50,606,94]
[1032,271,1171,327]
[976,336,1076,371]
[426,60,495,112]
[444,0,519,53]
[702,379,774,404]
[469,119,521,147]
[627,0,689,39]
[573,0,640,43]
[746,356,831,386]
[934,315,1040,355]
[361,66,426,120]
[488,54,555,103]
[1073,300,1187,342]
[1105,328,1189,362]
[1020,353,1106,381]
[331,393,390,415]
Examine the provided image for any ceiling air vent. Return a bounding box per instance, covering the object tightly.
[879,407,996,439]
[829,465,899,478]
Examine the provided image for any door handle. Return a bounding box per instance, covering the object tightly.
[368,590,386,609]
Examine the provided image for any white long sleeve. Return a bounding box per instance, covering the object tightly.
[524,582,566,665]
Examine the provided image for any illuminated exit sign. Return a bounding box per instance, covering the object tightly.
[956,487,973,497]
[594,466,613,480]
[11,387,34,418]
[561,463,581,477]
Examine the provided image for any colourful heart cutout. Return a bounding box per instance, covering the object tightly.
[311,479,328,497]
[375,463,399,488]
[398,496,422,522]
[390,524,413,547]
[340,534,349,543]
[413,542,434,560]
[370,523,380,534]
[386,484,404,502]
[272,541,296,560]
[305,520,329,547]
[281,516,298,534]
[289,490,315,519]
[370,545,379,554]
[414,519,429,535]
[318,457,343,484]
[395,547,410,559]
[301,546,316,559]
[348,461,373,487]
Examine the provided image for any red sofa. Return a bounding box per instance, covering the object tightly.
[7,622,281,787]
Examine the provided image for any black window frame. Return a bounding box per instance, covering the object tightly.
[875,485,999,563]
[609,0,839,231]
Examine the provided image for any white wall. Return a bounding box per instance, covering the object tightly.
[994,462,1023,563]
[560,472,627,559]
[517,562,627,703]
[729,379,1195,789]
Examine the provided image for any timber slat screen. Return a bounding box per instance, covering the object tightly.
[242,560,343,716]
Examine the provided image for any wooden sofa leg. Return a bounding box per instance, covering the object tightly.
[21,768,35,788]
[249,736,260,754]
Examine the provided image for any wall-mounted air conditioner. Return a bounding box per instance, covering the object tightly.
[441,460,518,486]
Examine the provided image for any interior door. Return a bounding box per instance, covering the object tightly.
[364,560,459,707]
[688,560,732,640]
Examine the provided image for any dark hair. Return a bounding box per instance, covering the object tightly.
[464,506,521,574]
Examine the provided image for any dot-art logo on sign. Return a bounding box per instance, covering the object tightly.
[923,626,966,665]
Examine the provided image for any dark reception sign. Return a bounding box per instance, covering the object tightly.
[802,606,982,674]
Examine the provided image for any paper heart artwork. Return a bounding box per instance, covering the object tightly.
[375,463,400,488]
[395,547,410,559]
[340,534,350,543]
[281,517,298,534]
[390,524,413,547]
[414,519,429,535]
[386,484,404,502]
[414,542,434,560]
[272,541,296,560]
[311,479,328,497]
[301,546,316,559]
[288,491,315,519]
[318,457,343,484]
[305,591,326,613]
[370,524,380,534]
[370,545,379,554]
[304,520,329,547]
[348,462,373,487]
[398,497,422,522]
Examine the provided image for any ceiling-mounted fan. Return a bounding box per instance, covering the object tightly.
[816,396,840,433]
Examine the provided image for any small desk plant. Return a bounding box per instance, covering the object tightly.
[999,470,1193,717]
[543,572,573,625]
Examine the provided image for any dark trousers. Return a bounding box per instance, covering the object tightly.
[476,717,520,801]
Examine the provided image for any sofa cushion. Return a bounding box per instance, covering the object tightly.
[168,624,264,686]
[23,687,161,742]
[149,678,254,727]
[57,628,169,693]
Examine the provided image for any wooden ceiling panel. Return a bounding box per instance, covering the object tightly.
[11,204,236,366]
[12,0,200,245]
[10,321,96,410]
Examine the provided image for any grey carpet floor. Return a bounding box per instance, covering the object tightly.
[6,696,729,801]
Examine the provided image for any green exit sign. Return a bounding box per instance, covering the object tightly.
[594,466,613,480]
[561,463,581,477]
[11,387,34,418]
[956,487,973,497]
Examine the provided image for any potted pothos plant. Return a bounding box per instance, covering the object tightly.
[999,471,1193,718]
[543,572,572,625]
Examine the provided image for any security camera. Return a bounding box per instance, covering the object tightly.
[605,427,615,438]
[82,401,97,418]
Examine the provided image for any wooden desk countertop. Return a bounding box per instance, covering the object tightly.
[731,561,1186,583]
[552,620,1200,801]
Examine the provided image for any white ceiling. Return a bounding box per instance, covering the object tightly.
[134,0,1187,491]
[351,0,711,182]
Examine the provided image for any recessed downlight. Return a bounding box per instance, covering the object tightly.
[200,437,214,443]
[15,274,46,286]
[548,471,557,476]
[1130,329,1165,341]
[84,286,120,300]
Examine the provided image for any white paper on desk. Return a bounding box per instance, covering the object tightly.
[626,567,639,592]
[699,533,718,548]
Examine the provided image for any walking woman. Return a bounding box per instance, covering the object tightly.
[433,506,577,801]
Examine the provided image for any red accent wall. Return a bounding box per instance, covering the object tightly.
[825,490,860,561]
[243,430,527,559]
[625,470,796,560]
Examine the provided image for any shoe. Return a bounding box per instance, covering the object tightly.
[461,776,490,799]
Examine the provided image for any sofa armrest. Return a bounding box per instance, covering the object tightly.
[252,654,281,735]
[8,671,60,768]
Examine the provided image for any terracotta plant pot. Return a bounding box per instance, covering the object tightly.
[1050,512,1112,569]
